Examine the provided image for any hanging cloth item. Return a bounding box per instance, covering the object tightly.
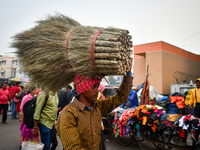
[140,79,150,105]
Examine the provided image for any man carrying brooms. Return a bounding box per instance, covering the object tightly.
[11,14,134,150]
[56,73,132,150]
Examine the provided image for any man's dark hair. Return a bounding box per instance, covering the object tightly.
[20,85,25,90]
[16,82,21,86]
[9,84,13,87]
[196,80,200,83]
[27,86,36,94]
[1,82,7,86]
[66,85,72,90]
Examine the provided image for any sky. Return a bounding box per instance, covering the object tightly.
[0,0,200,55]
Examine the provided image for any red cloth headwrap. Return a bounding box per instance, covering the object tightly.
[74,75,101,95]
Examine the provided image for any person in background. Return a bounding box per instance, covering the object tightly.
[7,83,13,95]
[67,85,77,103]
[11,82,21,119]
[185,89,194,115]
[98,83,105,99]
[0,82,10,124]
[56,73,132,150]
[189,78,200,117]
[21,83,29,98]
[32,90,59,150]
[58,85,72,111]
[66,85,72,93]
[121,88,139,109]
[19,86,39,150]
[16,85,25,122]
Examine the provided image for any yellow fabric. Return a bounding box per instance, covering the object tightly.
[142,116,147,125]
[97,92,101,100]
[167,114,181,122]
[134,105,146,118]
[185,89,193,105]
[189,88,200,108]
[34,91,58,129]
[56,76,132,150]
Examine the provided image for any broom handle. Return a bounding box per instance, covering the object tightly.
[90,28,105,75]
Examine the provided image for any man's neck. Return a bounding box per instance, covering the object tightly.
[79,96,92,107]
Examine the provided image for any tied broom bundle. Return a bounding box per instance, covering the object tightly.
[11,13,133,91]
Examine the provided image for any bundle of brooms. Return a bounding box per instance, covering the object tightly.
[11,14,133,91]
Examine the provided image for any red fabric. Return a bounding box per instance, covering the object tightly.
[11,85,20,99]
[7,87,12,95]
[0,89,9,104]
[178,129,185,138]
[36,88,41,95]
[74,75,100,95]
[14,99,19,103]
[140,79,150,105]
[16,102,21,112]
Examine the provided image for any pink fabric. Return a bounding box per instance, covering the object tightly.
[74,75,100,95]
[0,89,9,104]
[99,83,105,94]
[20,93,39,145]
[20,93,36,113]
[20,120,40,145]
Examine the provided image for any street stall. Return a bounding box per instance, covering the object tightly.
[111,75,199,150]
[113,104,200,150]
[111,66,200,150]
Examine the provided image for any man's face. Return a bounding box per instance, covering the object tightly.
[31,89,37,95]
[67,88,71,92]
[83,83,99,102]
[2,83,7,90]
[196,81,200,89]
[17,83,21,87]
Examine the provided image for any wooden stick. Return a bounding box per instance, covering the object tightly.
[95,47,120,53]
[95,41,121,47]
[96,36,119,41]
[95,60,118,65]
[95,53,120,59]
[96,64,120,69]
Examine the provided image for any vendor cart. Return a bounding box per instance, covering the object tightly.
[116,125,196,150]
[143,130,195,150]
[113,105,199,150]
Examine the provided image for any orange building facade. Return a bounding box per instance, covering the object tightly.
[133,41,200,95]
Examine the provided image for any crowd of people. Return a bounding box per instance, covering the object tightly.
[0,76,199,150]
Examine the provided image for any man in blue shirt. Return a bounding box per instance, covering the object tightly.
[121,89,139,108]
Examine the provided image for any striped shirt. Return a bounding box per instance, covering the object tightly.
[56,76,132,150]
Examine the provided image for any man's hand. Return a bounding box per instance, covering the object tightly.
[32,127,39,137]
[189,105,193,109]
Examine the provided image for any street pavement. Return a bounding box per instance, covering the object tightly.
[0,113,178,150]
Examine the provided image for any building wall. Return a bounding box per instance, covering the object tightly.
[134,41,200,95]
[0,55,19,78]
[134,51,163,93]
[162,51,200,94]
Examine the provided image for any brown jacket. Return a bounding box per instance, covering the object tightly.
[55,76,132,150]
